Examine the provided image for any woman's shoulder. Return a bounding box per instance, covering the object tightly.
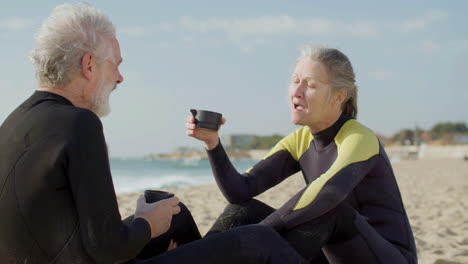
[335,119,380,158]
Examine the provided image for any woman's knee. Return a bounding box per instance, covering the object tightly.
[241,224,280,241]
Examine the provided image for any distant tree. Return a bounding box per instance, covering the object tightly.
[227,134,284,151]
[399,129,415,145]
[430,122,468,139]
[391,122,467,145]
[248,134,283,150]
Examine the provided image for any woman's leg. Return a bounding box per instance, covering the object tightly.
[137,225,308,264]
[206,199,275,235]
[280,202,411,264]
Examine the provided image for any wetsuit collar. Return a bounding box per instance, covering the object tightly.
[29,90,74,107]
[311,113,351,151]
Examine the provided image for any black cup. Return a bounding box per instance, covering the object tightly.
[144,190,175,203]
[190,109,223,131]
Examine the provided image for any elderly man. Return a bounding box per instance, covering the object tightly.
[0,3,197,263]
[0,3,308,264]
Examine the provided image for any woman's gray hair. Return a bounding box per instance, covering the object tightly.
[299,44,358,119]
[31,3,116,88]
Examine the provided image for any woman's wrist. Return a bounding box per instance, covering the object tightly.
[204,137,219,150]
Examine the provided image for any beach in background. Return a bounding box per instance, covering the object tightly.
[110,157,257,193]
[114,154,468,264]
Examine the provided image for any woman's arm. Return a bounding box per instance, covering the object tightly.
[206,141,300,203]
[186,112,301,203]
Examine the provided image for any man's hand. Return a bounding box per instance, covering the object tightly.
[134,195,181,238]
[167,239,177,251]
[185,113,226,150]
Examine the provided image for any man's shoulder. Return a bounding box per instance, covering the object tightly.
[31,101,101,131]
[50,106,103,141]
[60,106,101,127]
[4,96,102,142]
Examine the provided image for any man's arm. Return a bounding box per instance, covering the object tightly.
[66,110,150,263]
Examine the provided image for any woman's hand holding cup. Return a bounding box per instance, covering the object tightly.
[186,109,225,150]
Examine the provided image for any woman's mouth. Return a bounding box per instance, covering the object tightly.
[293,103,305,111]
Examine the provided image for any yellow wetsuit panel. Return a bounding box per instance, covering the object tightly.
[293,120,379,210]
[246,126,313,173]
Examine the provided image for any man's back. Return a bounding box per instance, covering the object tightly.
[0,91,149,263]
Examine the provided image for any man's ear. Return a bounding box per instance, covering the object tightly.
[81,52,94,80]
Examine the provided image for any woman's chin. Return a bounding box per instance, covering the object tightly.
[291,117,304,126]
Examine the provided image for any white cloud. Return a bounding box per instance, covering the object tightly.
[419,41,440,53]
[119,26,146,37]
[180,35,197,45]
[158,22,174,32]
[148,9,451,51]
[448,39,468,53]
[369,70,396,81]
[177,9,448,39]
[302,18,334,34]
[345,21,378,37]
[158,41,170,48]
[0,17,33,31]
[419,39,468,55]
[180,15,334,38]
[398,9,447,32]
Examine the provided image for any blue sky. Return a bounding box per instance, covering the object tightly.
[1,1,467,157]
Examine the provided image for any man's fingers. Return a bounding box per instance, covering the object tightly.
[137,195,146,205]
[167,239,177,251]
[172,205,181,215]
[165,196,179,206]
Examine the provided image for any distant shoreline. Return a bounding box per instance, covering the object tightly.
[141,144,468,161]
[143,149,270,161]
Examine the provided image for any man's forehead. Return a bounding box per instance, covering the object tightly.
[109,37,123,64]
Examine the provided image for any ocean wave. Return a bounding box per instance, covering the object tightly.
[112,173,214,194]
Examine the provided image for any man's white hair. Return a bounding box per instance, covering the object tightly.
[31,3,116,88]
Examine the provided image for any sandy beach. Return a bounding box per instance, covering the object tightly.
[117,159,468,264]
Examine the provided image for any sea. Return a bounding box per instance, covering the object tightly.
[109,157,258,194]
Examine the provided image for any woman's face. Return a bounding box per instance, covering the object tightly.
[289,58,342,130]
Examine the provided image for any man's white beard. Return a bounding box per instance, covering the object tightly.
[91,79,114,118]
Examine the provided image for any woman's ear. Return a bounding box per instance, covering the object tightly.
[335,89,348,105]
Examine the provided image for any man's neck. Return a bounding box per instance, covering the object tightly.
[38,84,88,109]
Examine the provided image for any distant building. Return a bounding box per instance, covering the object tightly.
[454,134,468,144]
[222,134,256,148]
[420,132,433,142]
[375,133,389,145]
[176,146,202,153]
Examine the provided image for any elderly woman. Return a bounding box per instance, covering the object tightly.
[186,46,417,263]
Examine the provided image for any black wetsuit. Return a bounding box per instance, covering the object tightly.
[0,91,152,263]
[0,91,308,264]
[206,113,417,263]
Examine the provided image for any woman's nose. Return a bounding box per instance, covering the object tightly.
[290,83,304,97]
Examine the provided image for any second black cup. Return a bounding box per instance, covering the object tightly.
[190,109,223,131]
[144,190,175,203]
